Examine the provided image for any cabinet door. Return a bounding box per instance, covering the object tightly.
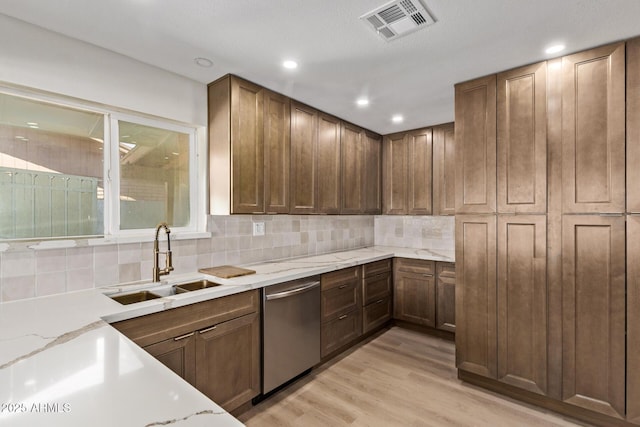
[393,271,435,327]
[497,63,547,214]
[436,273,455,333]
[497,215,547,395]
[628,38,640,213]
[316,112,342,214]
[628,215,640,424]
[562,215,625,418]
[433,123,455,216]
[455,215,497,378]
[562,43,625,213]
[383,133,408,214]
[321,308,362,358]
[455,75,497,214]
[363,297,392,334]
[231,77,264,213]
[195,312,260,412]
[407,127,433,215]
[363,131,382,214]
[290,101,318,213]
[144,334,196,387]
[341,122,364,214]
[263,90,290,214]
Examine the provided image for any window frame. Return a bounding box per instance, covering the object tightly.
[0,85,205,243]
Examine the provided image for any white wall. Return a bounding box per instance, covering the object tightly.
[0,14,207,126]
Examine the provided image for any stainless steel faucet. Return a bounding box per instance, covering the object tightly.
[153,222,174,282]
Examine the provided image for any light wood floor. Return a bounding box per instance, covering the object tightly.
[238,327,590,427]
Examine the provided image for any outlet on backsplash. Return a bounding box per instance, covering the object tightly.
[252,222,265,236]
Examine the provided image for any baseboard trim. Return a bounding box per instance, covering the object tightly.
[393,319,455,341]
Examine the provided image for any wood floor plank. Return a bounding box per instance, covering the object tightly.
[239,327,589,427]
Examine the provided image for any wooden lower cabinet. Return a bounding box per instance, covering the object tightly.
[196,312,260,412]
[497,215,547,395]
[362,259,392,333]
[435,262,456,333]
[628,215,640,424]
[562,215,626,419]
[394,258,436,327]
[111,290,261,413]
[455,215,497,378]
[321,267,362,357]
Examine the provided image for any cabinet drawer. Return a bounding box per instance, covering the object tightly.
[112,289,259,347]
[436,262,456,278]
[363,259,392,278]
[394,258,434,275]
[321,308,362,357]
[363,272,392,305]
[363,297,392,333]
[321,266,361,291]
[322,281,359,321]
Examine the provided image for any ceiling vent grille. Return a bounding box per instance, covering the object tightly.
[361,0,435,42]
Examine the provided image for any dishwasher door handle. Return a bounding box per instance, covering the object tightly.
[266,281,321,300]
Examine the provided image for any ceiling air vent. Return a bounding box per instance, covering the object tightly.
[361,0,435,41]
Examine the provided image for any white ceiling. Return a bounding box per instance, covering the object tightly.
[1,0,640,134]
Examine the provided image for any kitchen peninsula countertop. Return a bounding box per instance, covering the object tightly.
[0,246,453,426]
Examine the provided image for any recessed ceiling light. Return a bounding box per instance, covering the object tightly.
[283,60,298,69]
[392,115,404,124]
[194,57,213,68]
[545,44,565,55]
[356,98,370,107]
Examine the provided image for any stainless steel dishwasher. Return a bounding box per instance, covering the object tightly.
[262,276,321,394]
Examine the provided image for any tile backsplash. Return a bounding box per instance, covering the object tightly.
[0,215,374,302]
[374,215,455,250]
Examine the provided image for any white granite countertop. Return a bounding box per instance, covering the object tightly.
[0,246,453,426]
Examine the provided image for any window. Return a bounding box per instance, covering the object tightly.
[0,90,199,241]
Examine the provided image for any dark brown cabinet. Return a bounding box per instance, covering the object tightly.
[455,75,496,214]
[497,215,547,395]
[432,123,455,216]
[340,123,382,214]
[455,215,497,378]
[317,112,342,214]
[561,43,625,214]
[111,290,261,413]
[628,215,640,424]
[393,258,435,327]
[290,101,318,214]
[497,63,547,214]
[562,215,626,419]
[382,127,432,215]
[320,266,362,357]
[628,38,640,214]
[208,75,290,214]
[362,259,392,333]
[435,262,455,333]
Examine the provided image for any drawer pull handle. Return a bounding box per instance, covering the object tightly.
[339,284,347,289]
[173,332,195,341]
[376,299,384,304]
[199,325,218,334]
[338,314,348,320]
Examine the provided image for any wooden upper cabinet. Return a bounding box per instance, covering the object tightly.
[341,122,364,214]
[497,63,547,214]
[383,133,409,214]
[290,101,318,214]
[263,90,290,214]
[562,43,625,213]
[628,38,640,213]
[455,75,497,214]
[562,215,625,419]
[208,75,290,214]
[497,215,547,396]
[316,112,342,214]
[407,127,433,215]
[363,131,382,214]
[455,215,497,378]
[433,123,455,216]
[382,127,432,215]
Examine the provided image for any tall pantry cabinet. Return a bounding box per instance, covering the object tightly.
[455,39,639,426]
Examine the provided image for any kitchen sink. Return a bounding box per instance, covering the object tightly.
[110,290,162,305]
[174,280,222,293]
